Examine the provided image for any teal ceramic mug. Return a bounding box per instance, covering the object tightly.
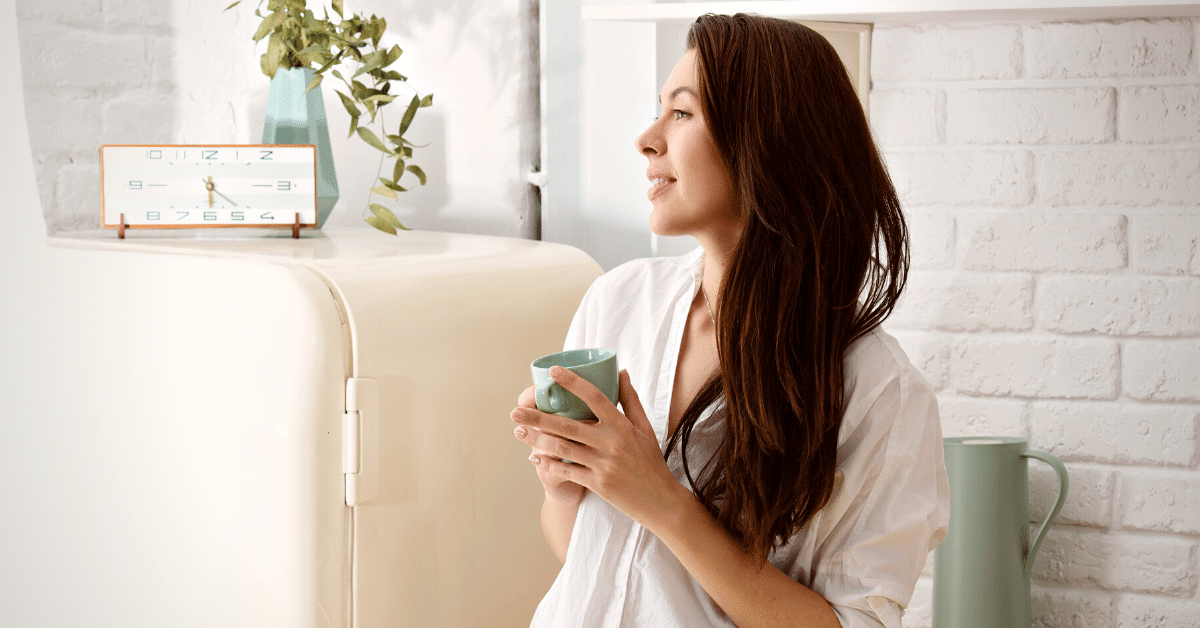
[530,348,619,421]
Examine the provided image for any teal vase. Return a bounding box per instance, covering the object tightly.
[263,67,339,228]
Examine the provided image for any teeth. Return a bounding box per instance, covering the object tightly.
[651,178,669,185]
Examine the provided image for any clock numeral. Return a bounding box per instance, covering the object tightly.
[231,211,244,222]
[204,211,218,221]
[259,150,274,160]
[147,150,163,160]
[176,211,189,221]
[128,180,142,190]
[203,150,218,160]
[260,212,275,221]
[146,211,160,221]
[277,180,291,191]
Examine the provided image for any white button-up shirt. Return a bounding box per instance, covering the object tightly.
[530,248,950,628]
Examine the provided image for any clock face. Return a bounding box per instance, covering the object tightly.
[100,144,318,229]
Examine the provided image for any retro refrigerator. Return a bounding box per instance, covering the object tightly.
[0,4,600,625]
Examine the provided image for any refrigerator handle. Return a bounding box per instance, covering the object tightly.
[344,378,379,507]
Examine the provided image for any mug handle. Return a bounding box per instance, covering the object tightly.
[535,381,562,413]
[1021,450,1069,579]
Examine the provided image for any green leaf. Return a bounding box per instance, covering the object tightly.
[346,114,359,139]
[362,93,397,105]
[378,177,408,192]
[356,126,389,153]
[402,146,413,158]
[419,93,434,107]
[332,68,345,81]
[223,1,242,11]
[336,90,361,118]
[397,94,420,136]
[370,184,398,200]
[363,97,377,122]
[304,73,323,93]
[369,204,409,231]
[252,7,285,42]
[332,0,344,17]
[405,164,427,186]
[365,215,397,235]
[381,44,402,68]
[383,70,407,82]
[392,158,406,183]
[353,49,385,78]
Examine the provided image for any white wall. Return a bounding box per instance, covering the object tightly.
[17,0,535,237]
[874,18,1200,628]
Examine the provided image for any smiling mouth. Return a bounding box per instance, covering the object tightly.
[647,177,675,201]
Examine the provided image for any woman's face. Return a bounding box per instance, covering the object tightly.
[635,50,740,242]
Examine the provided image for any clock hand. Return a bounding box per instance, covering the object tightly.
[202,177,238,207]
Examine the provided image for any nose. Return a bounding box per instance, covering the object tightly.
[635,117,664,157]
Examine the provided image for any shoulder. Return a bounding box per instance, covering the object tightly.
[580,250,700,305]
[839,327,937,446]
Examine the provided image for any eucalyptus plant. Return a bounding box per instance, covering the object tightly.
[226,0,432,234]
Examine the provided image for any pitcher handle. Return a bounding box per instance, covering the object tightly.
[1021,450,1069,579]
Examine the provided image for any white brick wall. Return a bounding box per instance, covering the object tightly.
[875,17,1200,628]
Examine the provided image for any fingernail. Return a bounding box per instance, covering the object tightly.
[529,454,541,465]
[515,426,528,439]
[550,366,566,378]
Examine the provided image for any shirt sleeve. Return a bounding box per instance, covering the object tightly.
[810,334,951,628]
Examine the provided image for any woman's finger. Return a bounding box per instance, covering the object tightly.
[511,406,596,448]
[514,422,592,466]
[548,366,619,422]
[517,385,537,409]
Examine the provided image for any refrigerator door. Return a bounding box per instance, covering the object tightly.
[311,231,601,627]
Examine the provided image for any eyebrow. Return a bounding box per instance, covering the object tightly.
[658,86,698,103]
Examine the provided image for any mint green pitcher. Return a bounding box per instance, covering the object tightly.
[934,437,1068,628]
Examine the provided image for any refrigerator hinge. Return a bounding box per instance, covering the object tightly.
[343,377,379,507]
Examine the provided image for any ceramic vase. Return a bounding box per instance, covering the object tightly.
[263,66,339,228]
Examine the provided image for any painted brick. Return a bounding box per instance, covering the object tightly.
[962,214,1126,273]
[15,0,103,26]
[947,88,1114,145]
[1132,213,1200,275]
[1030,464,1112,528]
[886,330,950,392]
[872,24,1021,82]
[869,89,942,147]
[950,338,1119,400]
[149,36,176,88]
[1120,470,1200,535]
[1036,276,1200,336]
[23,89,103,154]
[54,162,100,230]
[104,0,173,29]
[1121,86,1200,143]
[102,91,177,144]
[18,23,150,88]
[1027,20,1193,79]
[1032,528,1195,596]
[892,271,1033,332]
[1124,341,1200,402]
[907,211,955,270]
[1038,150,1200,207]
[884,150,1032,207]
[1029,402,1197,466]
[938,395,1027,438]
[1031,587,1115,628]
[1117,595,1200,628]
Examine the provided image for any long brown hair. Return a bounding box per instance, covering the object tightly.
[663,14,909,563]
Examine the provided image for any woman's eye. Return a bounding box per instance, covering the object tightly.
[672,110,690,120]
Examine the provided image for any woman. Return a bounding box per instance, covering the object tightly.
[510,13,949,628]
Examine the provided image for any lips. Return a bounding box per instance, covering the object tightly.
[647,174,676,201]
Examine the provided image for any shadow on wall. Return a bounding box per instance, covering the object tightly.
[16,0,178,234]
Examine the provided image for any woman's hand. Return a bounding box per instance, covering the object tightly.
[511,367,689,529]
[513,385,586,505]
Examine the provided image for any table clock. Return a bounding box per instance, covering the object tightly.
[100,144,318,238]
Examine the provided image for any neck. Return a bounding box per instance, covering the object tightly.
[698,235,736,316]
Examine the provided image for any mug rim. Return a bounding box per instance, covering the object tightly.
[531,347,616,370]
[944,435,1027,447]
